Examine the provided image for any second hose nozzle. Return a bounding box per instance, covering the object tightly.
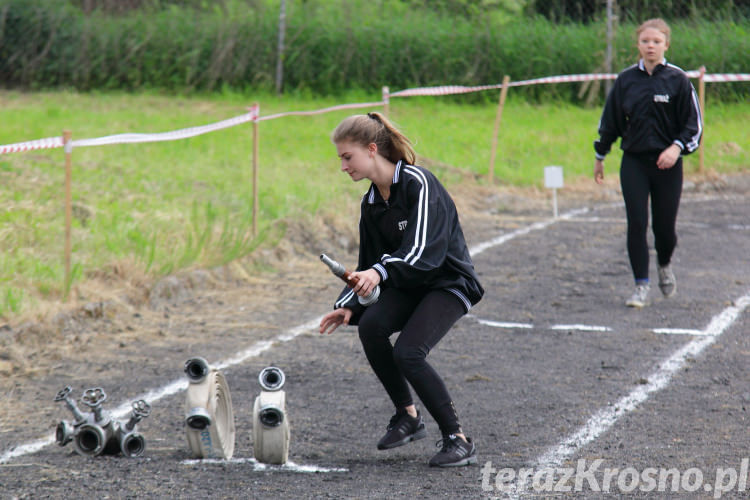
[258,366,285,392]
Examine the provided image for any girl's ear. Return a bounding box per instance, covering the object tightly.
[368,143,378,156]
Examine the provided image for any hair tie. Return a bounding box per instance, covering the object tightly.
[367,112,381,123]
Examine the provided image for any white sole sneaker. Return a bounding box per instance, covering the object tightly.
[626,284,650,308]
[658,265,676,297]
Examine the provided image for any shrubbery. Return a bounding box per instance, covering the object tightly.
[0,0,747,100]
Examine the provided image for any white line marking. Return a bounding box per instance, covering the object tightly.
[560,216,750,232]
[476,318,612,333]
[652,327,707,336]
[181,457,348,473]
[469,208,590,256]
[478,320,715,335]
[561,216,623,223]
[535,291,750,469]
[550,324,612,332]
[557,209,750,228]
[475,318,534,329]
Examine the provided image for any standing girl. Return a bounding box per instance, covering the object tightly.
[319,112,483,467]
[594,18,702,307]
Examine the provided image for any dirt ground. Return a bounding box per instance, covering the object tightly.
[1,168,749,499]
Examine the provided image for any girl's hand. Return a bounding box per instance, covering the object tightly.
[319,308,353,335]
[657,144,681,169]
[350,269,381,298]
[594,159,605,185]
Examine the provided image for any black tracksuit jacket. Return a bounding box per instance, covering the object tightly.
[594,59,702,159]
[334,161,484,324]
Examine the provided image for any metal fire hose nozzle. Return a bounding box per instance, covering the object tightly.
[184,357,210,384]
[319,253,345,277]
[185,407,213,430]
[258,405,284,427]
[319,253,380,306]
[258,366,286,392]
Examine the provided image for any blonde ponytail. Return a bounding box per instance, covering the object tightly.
[332,112,416,165]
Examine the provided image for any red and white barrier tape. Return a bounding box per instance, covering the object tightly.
[508,73,618,88]
[73,105,259,148]
[388,74,619,98]
[388,71,749,98]
[257,101,385,121]
[0,136,65,155]
[388,84,507,97]
[703,73,750,83]
[0,101,386,155]
[0,105,259,155]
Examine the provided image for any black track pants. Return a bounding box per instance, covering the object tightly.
[619,152,683,282]
[357,288,465,435]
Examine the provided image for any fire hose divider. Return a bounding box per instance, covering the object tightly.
[184,357,236,459]
[53,386,151,458]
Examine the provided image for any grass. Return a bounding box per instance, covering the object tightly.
[0,89,748,320]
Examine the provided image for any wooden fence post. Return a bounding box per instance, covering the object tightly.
[382,86,390,118]
[489,75,511,183]
[63,130,73,301]
[252,105,259,237]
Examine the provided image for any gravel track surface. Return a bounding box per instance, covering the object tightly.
[1,173,749,499]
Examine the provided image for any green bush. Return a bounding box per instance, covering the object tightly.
[0,0,747,100]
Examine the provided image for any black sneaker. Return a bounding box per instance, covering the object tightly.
[428,434,477,467]
[376,411,427,450]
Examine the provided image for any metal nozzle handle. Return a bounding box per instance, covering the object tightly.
[320,253,345,277]
[320,253,380,307]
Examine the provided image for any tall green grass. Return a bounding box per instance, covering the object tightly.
[0,90,748,319]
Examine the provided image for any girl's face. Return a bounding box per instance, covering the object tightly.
[637,27,669,65]
[336,140,376,182]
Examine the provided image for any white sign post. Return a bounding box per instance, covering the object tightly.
[544,166,564,218]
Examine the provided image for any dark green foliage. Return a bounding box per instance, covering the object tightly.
[0,0,747,100]
[526,0,750,22]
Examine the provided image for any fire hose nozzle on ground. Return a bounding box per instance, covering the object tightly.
[53,386,151,457]
[258,366,286,391]
[320,253,380,306]
[184,357,235,459]
[253,366,290,465]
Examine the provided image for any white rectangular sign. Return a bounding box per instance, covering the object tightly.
[544,166,564,189]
